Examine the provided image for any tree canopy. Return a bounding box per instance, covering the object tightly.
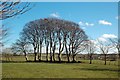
[15,18,88,62]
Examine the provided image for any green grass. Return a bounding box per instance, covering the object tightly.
[2,55,119,78]
[2,55,118,66]
[80,60,118,66]
[2,62,119,78]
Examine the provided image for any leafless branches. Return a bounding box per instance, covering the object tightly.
[109,38,120,59]
[85,40,96,64]
[18,18,88,62]
[11,36,30,61]
[97,40,112,65]
[0,0,32,20]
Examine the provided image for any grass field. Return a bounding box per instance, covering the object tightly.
[2,62,119,78]
[1,55,119,65]
[1,55,119,78]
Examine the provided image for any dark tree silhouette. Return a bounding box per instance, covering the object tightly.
[0,1,32,20]
[21,21,39,61]
[19,18,88,62]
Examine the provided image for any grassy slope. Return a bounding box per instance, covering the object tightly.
[2,62,119,78]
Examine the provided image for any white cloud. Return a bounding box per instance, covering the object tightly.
[50,13,60,18]
[79,21,94,27]
[102,34,117,39]
[79,21,84,26]
[81,27,86,30]
[98,34,117,42]
[85,22,94,26]
[98,37,107,42]
[90,40,98,45]
[99,20,112,26]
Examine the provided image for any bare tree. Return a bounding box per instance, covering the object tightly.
[0,25,8,40]
[11,36,29,61]
[38,27,44,61]
[85,40,96,64]
[22,21,39,62]
[70,28,87,62]
[20,18,88,63]
[0,0,32,20]
[98,40,112,65]
[0,1,33,54]
[57,27,64,62]
[60,21,88,62]
[44,18,53,62]
[110,38,120,60]
[51,29,57,62]
[34,19,45,62]
[0,25,8,47]
[44,26,50,62]
[64,30,70,62]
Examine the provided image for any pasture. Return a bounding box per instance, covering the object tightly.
[2,62,119,78]
[1,55,119,78]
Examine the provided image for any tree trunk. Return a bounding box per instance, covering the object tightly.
[50,43,52,62]
[34,52,37,62]
[52,43,56,62]
[104,54,106,65]
[25,55,28,61]
[67,54,70,62]
[23,51,28,61]
[89,55,92,64]
[72,43,75,62]
[72,55,76,62]
[33,44,37,62]
[58,53,61,62]
[39,43,42,61]
[58,46,61,62]
[50,33,52,62]
[53,52,55,62]
[65,41,70,62]
[118,50,120,60]
[46,44,49,61]
[46,53,48,61]
[45,41,49,62]
[37,43,40,61]
[50,51,52,62]
[58,41,62,62]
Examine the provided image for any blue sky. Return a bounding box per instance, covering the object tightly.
[3,2,118,47]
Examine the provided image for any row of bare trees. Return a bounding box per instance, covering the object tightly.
[12,18,88,62]
[86,38,120,65]
[1,1,119,65]
[11,18,120,65]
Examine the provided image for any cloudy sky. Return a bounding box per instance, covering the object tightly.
[3,2,118,47]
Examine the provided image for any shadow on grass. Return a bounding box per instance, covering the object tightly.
[1,60,83,64]
[73,68,120,72]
